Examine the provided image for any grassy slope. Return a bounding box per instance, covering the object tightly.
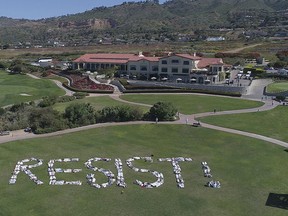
[0,125,287,216]
[266,82,288,93]
[200,106,288,142]
[120,94,263,114]
[0,70,65,107]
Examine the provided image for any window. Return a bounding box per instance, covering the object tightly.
[172,59,179,64]
[172,68,178,73]
[161,67,168,72]
[162,60,167,64]
[182,68,189,73]
[152,66,158,72]
[130,65,136,70]
[140,66,147,71]
[183,61,190,65]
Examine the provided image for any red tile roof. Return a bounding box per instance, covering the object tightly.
[158,53,201,60]
[174,54,202,60]
[73,53,224,68]
[74,53,159,64]
[197,58,224,68]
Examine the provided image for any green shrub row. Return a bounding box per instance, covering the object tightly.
[0,101,178,134]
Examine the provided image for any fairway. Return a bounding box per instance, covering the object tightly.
[1,124,287,216]
[120,94,263,114]
[0,70,65,107]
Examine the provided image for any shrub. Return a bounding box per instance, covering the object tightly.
[38,95,58,107]
[97,105,143,123]
[57,96,76,103]
[145,101,177,121]
[275,96,286,101]
[73,92,89,99]
[29,107,68,134]
[64,103,96,128]
[0,108,5,116]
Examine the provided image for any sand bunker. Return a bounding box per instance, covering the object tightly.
[20,93,32,96]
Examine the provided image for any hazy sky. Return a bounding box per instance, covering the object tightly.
[1,0,166,20]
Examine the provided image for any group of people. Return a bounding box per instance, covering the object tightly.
[201,161,221,189]
[85,157,115,188]
[159,157,193,189]
[115,158,126,188]
[201,161,212,178]
[9,158,44,185]
[48,158,82,185]
[127,156,164,189]
[207,181,221,188]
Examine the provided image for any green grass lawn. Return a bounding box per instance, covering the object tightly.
[0,70,65,107]
[266,82,288,93]
[53,95,149,113]
[200,106,288,142]
[0,124,287,216]
[120,94,263,114]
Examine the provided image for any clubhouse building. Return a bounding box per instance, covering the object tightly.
[73,53,226,84]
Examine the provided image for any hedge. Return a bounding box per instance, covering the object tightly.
[62,82,113,94]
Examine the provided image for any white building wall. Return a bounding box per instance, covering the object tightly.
[159,56,195,81]
[127,60,159,77]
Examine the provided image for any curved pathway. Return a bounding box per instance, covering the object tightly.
[1,94,287,148]
[1,75,287,148]
[51,80,74,96]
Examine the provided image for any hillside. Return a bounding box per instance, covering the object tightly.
[0,0,287,46]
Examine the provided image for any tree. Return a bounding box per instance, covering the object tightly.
[64,103,96,127]
[273,61,286,68]
[38,95,58,107]
[98,66,119,79]
[29,107,68,134]
[97,105,143,123]
[0,62,7,69]
[10,65,22,73]
[145,101,177,121]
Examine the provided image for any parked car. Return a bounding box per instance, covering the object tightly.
[192,122,201,127]
[0,131,10,136]
[24,127,32,133]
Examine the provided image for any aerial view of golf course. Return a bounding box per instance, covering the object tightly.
[0,69,287,216]
[1,0,288,215]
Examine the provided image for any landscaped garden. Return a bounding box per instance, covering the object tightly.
[1,124,287,216]
[0,70,65,107]
[120,94,264,114]
[60,72,114,92]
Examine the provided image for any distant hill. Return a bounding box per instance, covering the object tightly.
[0,0,287,46]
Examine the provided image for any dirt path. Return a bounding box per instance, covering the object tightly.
[222,43,262,53]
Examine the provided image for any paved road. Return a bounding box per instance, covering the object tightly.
[51,80,74,96]
[242,79,273,100]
